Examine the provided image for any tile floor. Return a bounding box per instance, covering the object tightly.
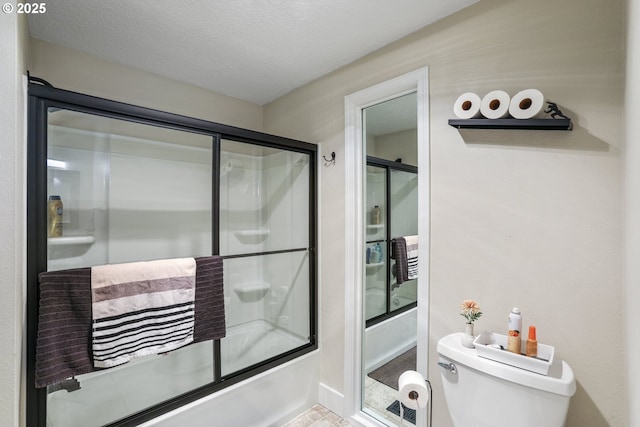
[282,404,352,426]
[282,375,404,426]
[363,376,405,425]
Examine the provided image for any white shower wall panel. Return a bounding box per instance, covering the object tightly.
[223,255,267,328]
[263,152,309,252]
[108,151,212,264]
[219,152,264,256]
[223,251,310,338]
[390,170,418,238]
[47,130,110,271]
[221,148,310,333]
[263,251,310,338]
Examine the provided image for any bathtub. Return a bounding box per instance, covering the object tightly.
[221,319,308,375]
[364,306,417,373]
[47,320,311,427]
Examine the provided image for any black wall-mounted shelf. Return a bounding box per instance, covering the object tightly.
[448,118,572,130]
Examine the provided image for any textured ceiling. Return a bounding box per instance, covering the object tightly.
[28,0,477,105]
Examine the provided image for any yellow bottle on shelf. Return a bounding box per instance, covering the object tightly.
[371,205,381,225]
[48,195,63,237]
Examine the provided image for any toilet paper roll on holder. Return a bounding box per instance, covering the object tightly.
[397,372,433,427]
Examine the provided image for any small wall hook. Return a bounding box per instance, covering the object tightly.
[323,151,336,166]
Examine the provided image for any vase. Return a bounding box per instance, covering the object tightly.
[461,323,475,348]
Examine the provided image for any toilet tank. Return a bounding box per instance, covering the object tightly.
[437,333,576,427]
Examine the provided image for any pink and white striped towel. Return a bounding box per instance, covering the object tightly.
[91,258,196,368]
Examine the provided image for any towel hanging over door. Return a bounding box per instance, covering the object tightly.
[35,256,225,388]
[91,258,196,368]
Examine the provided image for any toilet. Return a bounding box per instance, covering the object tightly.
[437,332,576,427]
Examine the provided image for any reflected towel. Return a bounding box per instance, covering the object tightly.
[392,237,408,284]
[35,256,225,388]
[404,235,419,281]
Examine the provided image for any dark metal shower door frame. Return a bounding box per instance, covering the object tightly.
[365,156,418,328]
[26,77,318,427]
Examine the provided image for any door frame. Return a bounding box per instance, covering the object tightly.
[343,67,430,426]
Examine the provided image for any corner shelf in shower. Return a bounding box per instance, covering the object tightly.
[448,118,573,130]
[233,281,271,302]
[366,225,384,235]
[234,229,270,237]
[47,235,95,246]
[233,229,270,243]
[365,262,384,269]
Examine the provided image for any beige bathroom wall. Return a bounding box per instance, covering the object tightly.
[264,0,625,426]
[373,129,418,166]
[0,11,29,427]
[29,39,264,132]
[625,1,640,426]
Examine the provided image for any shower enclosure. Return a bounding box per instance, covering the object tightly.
[27,80,317,426]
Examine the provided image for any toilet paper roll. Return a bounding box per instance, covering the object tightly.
[480,90,511,119]
[509,89,546,119]
[453,92,483,119]
[397,370,429,410]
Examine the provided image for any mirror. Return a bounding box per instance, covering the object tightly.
[362,92,418,425]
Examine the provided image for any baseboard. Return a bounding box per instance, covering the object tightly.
[318,383,344,417]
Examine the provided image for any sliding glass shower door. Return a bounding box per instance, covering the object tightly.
[45,109,216,426]
[27,81,317,427]
[219,140,311,376]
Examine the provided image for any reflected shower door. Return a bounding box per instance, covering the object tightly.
[365,164,387,321]
[390,169,418,311]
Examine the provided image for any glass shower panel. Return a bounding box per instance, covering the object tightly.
[389,169,418,311]
[45,109,215,427]
[219,139,310,256]
[219,138,312,376]
[365,165,387,321]
[220,251,310,376]
[47,138,109,272]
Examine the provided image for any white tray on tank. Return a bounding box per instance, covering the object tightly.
[473,332,554,375]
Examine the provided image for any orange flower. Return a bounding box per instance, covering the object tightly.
[460,299,482,323]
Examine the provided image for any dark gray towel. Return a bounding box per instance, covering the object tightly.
[193,256,226,342]
[35,256,225,388]
[391,237,409,285]
[35,267,93,388]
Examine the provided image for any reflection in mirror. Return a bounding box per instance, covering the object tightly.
[362,92,418,425]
